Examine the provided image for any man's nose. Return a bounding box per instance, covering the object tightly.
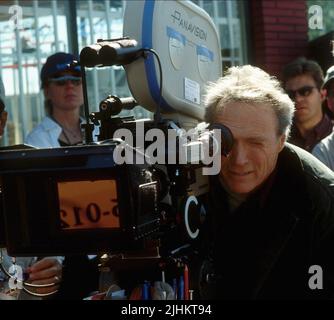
[230,144,248,166]
[294,91,305,102]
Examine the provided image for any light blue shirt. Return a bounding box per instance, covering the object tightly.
[312,131,334,171]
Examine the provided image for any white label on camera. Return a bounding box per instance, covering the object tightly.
[184,77,200,105]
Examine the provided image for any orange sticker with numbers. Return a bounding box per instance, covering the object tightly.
[58,180,120,230]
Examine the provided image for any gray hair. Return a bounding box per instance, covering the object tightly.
[204,65,295,138]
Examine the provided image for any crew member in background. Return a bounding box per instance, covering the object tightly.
[24,53,99,299]
[282,57,332,152]
[25,52,86,147]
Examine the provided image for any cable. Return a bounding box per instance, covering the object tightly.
[21,286,58,298]
[141,48,163,126]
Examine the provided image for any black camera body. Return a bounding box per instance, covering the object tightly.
[0,0,228,267]
[0,133,215,257]
[0,144,162,256]
[0,1,231,301]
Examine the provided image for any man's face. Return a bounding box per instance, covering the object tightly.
[285,74,325,124]
[215,102,285,196]
[44,71,84,112]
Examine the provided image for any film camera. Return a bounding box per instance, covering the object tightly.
[0,0,231,268]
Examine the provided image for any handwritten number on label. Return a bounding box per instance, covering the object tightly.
[73,206,83,226]
[60,209,70,228]
[111,198,119,217]
[86,203,101,223]
[61,200,121,228]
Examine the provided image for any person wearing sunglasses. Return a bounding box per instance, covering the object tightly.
[282,57,332,152]
[25,52,87,147]
[23,53,100,299]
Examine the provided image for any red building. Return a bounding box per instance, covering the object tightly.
[250,0,309,78]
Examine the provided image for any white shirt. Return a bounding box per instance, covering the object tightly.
[24,116,99,148]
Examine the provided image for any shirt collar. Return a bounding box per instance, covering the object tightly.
[290,113,333,151]
[313,113,332,139]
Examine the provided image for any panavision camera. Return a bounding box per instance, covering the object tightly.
[0,0,232,260]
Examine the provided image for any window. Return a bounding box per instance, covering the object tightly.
[0,0,247,144]
[194,0,247,71]
[0,0,70,145]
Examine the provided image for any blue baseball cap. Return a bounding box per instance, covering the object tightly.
[41,52,81,87]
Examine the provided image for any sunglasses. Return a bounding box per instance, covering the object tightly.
[48,76,82,86]
[286,86,316,100]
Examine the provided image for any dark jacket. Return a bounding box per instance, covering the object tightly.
[204,143,334,299]
[288,114,333,152]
